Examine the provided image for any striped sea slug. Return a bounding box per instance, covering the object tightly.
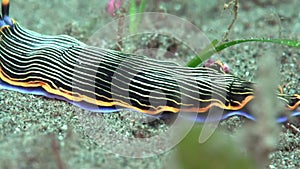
[0,0,299,122]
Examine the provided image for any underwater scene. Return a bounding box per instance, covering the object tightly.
[0,0,300,168]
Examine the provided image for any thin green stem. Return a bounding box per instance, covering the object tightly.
[187,38,300,68]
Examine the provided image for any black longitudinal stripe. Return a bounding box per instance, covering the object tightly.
[0,23,253,110]
[1,22,298,116]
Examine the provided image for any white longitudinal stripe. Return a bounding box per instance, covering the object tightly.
[67,47,233,98]
[69,46,236,92]
[65,48,227,97]
[1,52,188,109]
[1,37,230,106]
[0,22,257,112]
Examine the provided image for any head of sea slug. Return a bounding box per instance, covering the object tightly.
[0,0,13,29]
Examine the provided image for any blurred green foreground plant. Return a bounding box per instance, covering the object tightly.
[176,125,255,169]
